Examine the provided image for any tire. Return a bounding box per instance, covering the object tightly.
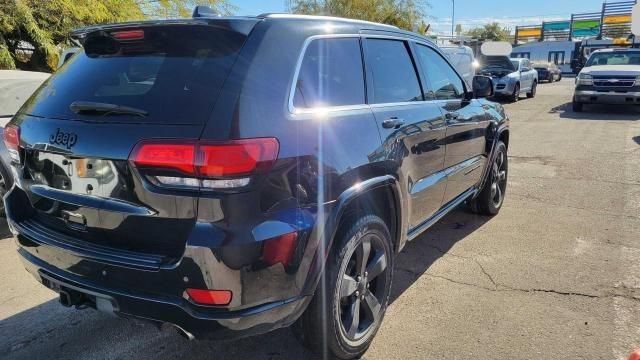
[510,83,520,102]
[526,81,537,98]
[558,73,562,81]
[0,172,7,217]
[548,74,553,83]
[572,100,583,112]
[293,215,394,360]
[470,141,508,216]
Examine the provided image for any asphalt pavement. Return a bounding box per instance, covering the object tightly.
[1,78,640,359]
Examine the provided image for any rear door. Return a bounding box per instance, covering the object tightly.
[412,43,489,205]
[521,59,534,89]
[363,37,447,229]
[12,24,252,260]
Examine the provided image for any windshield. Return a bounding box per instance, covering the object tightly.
[585,51,640,67]
[479,56,516,72]
[19,25,247,124]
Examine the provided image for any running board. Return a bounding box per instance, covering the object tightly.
[406,188,478,241]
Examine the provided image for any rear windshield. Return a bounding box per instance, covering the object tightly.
[20,25,247,124]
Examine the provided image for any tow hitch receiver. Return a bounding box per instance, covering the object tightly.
[59,288,85,307]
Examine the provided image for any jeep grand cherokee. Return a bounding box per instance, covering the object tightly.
[3,9,509,359]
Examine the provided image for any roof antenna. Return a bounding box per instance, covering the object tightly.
[192,5,221,18]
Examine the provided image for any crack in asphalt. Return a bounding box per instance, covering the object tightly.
[422,243,498,289]
[396,245,640,303]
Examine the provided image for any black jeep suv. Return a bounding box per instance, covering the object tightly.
[3,9,509,359]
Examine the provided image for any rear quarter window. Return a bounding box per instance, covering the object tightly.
[20,25,247,125]
[292,37,365,109]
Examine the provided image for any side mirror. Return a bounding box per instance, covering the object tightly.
[472,75,494,98]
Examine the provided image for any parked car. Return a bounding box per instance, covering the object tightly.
[573,48,640,112]
[439,44,477,87]
[0,70,49,216]
[534,62,562,82]
[478,56,538,102]
[3,9,509,360]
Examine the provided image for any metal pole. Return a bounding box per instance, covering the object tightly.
[451,0,455,36]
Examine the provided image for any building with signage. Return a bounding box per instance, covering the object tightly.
[512,0,636,73]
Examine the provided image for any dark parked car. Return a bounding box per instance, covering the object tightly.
[534,62,562,82]
[4,9,509,359]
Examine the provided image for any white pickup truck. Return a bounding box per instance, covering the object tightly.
[573,48,640,112]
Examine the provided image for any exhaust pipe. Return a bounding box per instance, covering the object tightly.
[160,322,195,340]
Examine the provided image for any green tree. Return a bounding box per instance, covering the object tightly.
[465,22,511,42]
[288,0,430,31]
[0,0,231,72]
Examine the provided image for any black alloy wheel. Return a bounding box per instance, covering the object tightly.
[337,230,389,343]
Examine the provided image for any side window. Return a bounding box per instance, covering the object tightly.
[364,39,423,104]
[293,38,365,109]
[414,44,464,100]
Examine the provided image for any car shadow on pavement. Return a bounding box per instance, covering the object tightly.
[549,102,640,120]
[0,207,490,360]
[389,207,491,304]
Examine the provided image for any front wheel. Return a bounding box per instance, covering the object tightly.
[293,215,393,360]
[510,83,520,102]
[470,141,508,215]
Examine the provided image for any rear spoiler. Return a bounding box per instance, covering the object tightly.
[70,17,260,46]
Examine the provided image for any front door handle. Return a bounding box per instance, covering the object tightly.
[382,117,405,129]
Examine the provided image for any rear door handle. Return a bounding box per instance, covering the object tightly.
[382,117,405,129]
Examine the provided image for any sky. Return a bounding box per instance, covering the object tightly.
[229,0,608,34]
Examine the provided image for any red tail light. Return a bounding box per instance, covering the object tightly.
[3,125,20,162]
[262,232,298,267]
[186,288,232,306]
[197,139,279,177]
[132,143,195,175]
[3,125,19,151]
[130,138,279,189]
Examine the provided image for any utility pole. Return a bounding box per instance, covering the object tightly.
[451,0,455,36]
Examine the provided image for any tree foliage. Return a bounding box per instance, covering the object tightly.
[465,22,511,42]
[288,0,429,31]
[0,0,231,72]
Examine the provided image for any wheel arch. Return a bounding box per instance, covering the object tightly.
[301,175,405,295]
[476,126,509,197]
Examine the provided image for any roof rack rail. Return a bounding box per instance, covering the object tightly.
[193,5,221,18]
[259,13,399,29]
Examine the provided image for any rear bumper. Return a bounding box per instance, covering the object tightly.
[574,90,640,104]
[18,246,309,339]
[5,183,322,339]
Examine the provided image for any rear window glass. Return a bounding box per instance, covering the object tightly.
[365,39,423,104]
[293,38,365,109]
[21,25,247,124]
